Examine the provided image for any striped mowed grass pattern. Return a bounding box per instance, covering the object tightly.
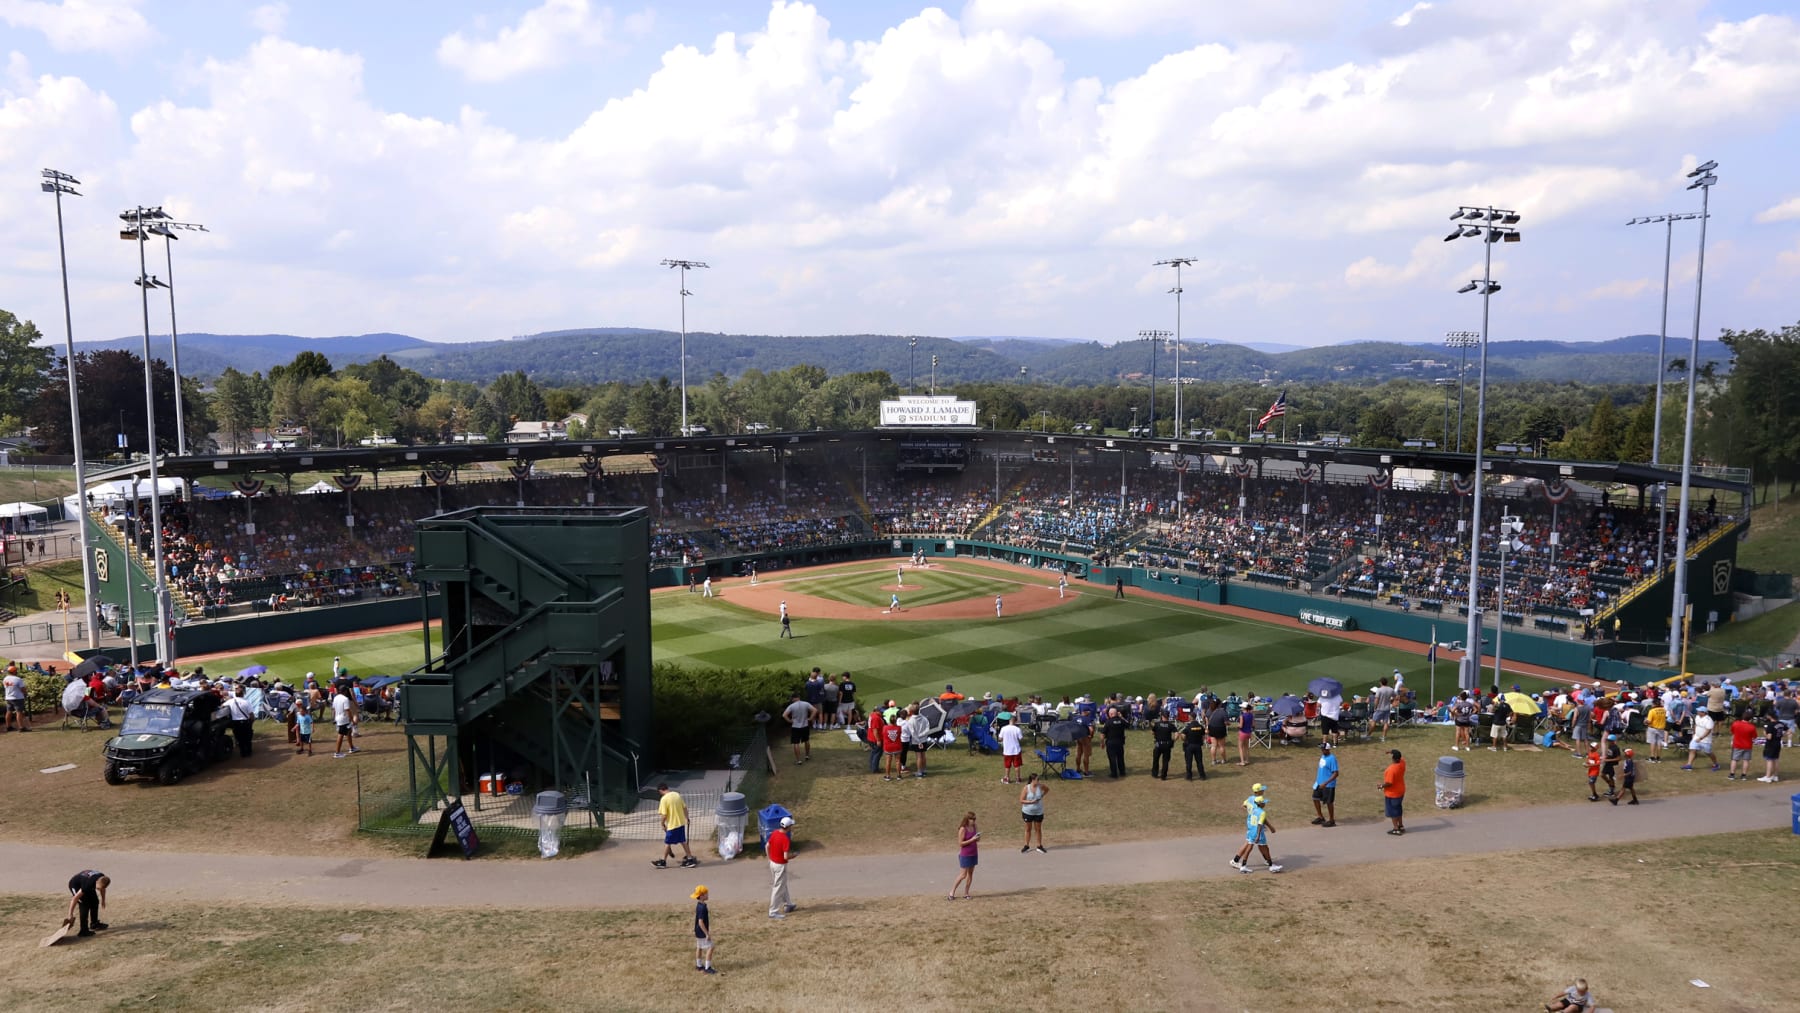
[652,567,1470,707]
[788,565,1013,609]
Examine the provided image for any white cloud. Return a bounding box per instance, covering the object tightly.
[0,0,151,54]
[437,0,611,83]
[1755,197,1800,224]
[1585,278,1649,300]
[4,1,1800,348]
[962,0,1341,39]
[1391,3,1433,28]
[249,3,288,35]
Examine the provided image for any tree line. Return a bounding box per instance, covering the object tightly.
[2,306,1793,488]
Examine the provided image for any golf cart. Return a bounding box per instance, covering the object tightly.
[101,688,233,785]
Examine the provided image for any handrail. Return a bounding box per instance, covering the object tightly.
[418,515,581,593]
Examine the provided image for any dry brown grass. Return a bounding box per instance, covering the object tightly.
[5,828,1795,1011]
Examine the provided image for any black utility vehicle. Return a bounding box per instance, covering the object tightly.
[101,688,232,785]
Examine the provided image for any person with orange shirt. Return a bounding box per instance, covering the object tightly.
[1585,744,1603,801]
[1380,749,1407,835]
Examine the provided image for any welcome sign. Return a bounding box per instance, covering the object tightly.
[880,397,978,427]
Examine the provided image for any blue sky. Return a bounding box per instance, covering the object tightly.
[3,0,1798,351]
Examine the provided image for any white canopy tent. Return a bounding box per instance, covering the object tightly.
[64,477,185,518]
[0,501,49,520]
[300,480,338,495]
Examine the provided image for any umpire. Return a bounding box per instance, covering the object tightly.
[66,869,110,936]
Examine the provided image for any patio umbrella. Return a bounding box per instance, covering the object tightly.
[945,699,984,721]
[1502,691,1541,716]
[69,655,114,681]
[1308,677,1344,698]
[1047,720,1086,743]
[238,664,268,679]
[1272,694,1305,717]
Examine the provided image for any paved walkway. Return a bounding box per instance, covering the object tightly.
[3,785,1791,912]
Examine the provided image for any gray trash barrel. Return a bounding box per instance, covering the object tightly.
[1434,756,1465,809]
[535,790,569,858]
[716,791,749,860]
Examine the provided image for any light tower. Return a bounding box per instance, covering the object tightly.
[1155,258,1196,436]
[40,169,100,648]
[660,258,709,436]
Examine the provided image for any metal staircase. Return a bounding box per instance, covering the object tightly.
[400,506,652,815]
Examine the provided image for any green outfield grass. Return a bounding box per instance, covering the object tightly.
[653,561,1554,705]
[193,629,439,682]
[789,563,1014,609]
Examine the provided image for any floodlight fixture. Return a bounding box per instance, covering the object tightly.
[1686,173,1716,190]
[1687,160,1717,177]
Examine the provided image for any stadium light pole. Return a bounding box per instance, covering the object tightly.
[909,337,917,394]
[41,169,101,648]
[1155,258,1196,436]
[121,206,176,664]
[1626,212,1704,469]
[660,259,709,436]
[1492,515,1525,686]
[1139,330,1170,436]
[1669,161,1718,668]
[1444,331,1479,453]
[145,216,208,456]
[1444,204,1521,691]
[931,354,938,395]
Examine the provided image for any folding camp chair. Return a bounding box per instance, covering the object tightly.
[969,722,1002,756]
[1250,710,1275,750]
[1036,745,1069,778]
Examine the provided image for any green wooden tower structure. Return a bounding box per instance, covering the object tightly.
[399,506,652,815]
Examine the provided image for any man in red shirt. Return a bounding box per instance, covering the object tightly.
[1380,749,1406,836]
[766,816,797,920]
[1728,712,1759,781]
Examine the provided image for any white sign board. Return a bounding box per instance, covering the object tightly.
[880,398,977,427]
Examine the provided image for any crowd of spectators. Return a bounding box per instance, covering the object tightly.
[106,453,1726,629]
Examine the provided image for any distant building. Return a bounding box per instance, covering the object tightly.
[507,420,567,442]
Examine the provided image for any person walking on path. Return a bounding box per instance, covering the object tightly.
[781,693,814,765]
[690,885,717,974]
[1149,710,1177,779]
[1380,749,1407,835]
[1181,710,1209,780]
[1682,710,1719,772]
[66,869,110,936]
[1231,784,1282,873]
[1617,749,1640,804]
[653,784,697,869]
[1757,714,1783,783]
[949,812,980,899]
[1311,742,1339,827]
[1019,774,1048,853]
[766,816,797,919]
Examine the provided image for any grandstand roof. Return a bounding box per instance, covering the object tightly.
[87,430,1751,497]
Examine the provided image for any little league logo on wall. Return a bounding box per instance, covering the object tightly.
[1712,559,1732,596]
[93,547,109,583]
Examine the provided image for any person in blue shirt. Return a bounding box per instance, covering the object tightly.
[1310,741,1340,827]
[1230,784,1283,873]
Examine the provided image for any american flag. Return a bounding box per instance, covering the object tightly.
[1255,391,1288,431]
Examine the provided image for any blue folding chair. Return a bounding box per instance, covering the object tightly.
[1035,745,1069,778]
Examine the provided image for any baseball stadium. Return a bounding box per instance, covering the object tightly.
[5,412,1795,1010]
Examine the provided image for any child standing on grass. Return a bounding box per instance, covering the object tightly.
[294,706,314,756]
[690,885,717,974]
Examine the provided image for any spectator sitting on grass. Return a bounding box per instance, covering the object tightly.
[1544,977,1593,1011]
